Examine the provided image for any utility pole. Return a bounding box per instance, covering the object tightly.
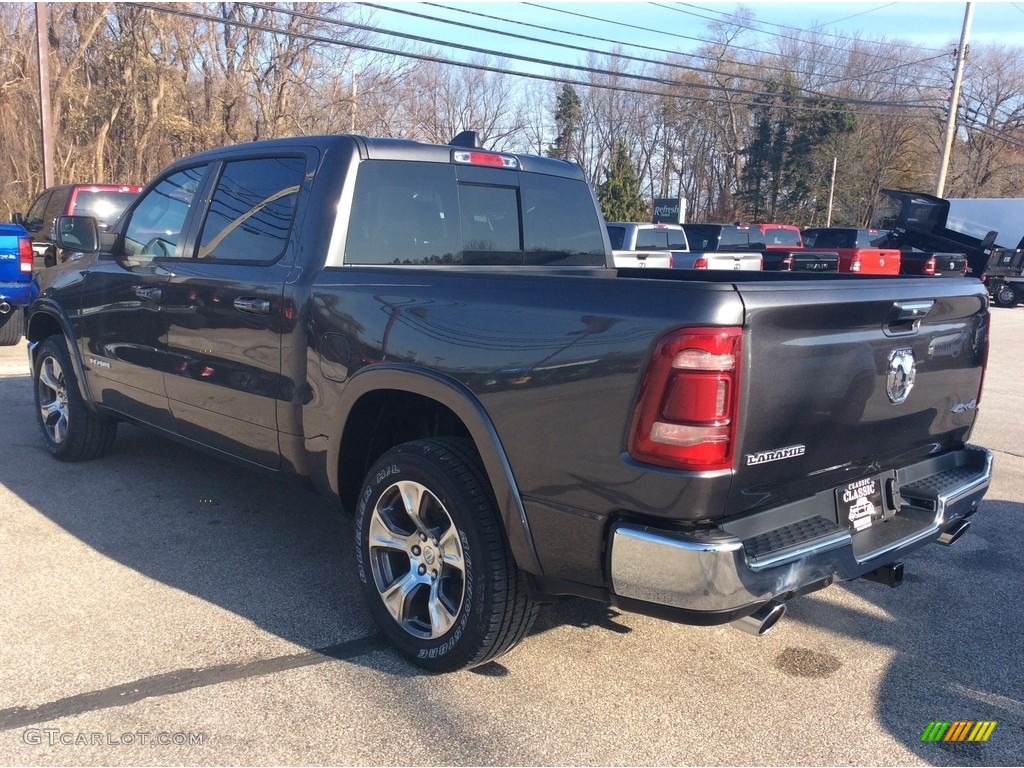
[826,156,837,227]
[36,1,54,188]
[935,2,974,198]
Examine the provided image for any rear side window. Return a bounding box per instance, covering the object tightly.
[345,159,605,266]
[606,226,626,250]
[196,157,305,263]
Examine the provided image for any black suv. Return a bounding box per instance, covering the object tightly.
[14,183,141,268]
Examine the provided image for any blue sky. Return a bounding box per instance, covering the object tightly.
[362,1,1024,70]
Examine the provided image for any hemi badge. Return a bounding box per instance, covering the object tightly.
[746,444,806,466]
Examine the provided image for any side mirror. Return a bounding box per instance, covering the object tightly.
[54,215,100,253]
[11,212,24,226]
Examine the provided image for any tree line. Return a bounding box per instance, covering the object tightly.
[1,2,1022,226]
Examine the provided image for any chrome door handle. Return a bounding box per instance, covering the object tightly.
[233,297,271,314]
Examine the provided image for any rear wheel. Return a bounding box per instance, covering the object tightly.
[0,307,22,346]
[33,336,117,460]
[993,282,1019,308]
[355,438,537,672]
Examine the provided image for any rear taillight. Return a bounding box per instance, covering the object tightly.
[782,255,793,271]
[694,256,709,270]
[850,255,862,272]
[18,237,32,273]
[629,327,742,471]
[924,256,936,276]
[962,261,970,276]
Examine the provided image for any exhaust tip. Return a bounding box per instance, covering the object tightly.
[0,301,11,314]
[732,600,786,637]
[938,518,970,546]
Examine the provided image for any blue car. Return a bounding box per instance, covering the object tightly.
[0,222,34,345]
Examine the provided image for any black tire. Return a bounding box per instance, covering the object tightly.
[993,282,1019,309]
[355,438,538,672]
[43,248,56,268]
[33,336,117,461]
[0,307,22,346]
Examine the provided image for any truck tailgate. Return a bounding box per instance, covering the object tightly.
[728,277,987,518]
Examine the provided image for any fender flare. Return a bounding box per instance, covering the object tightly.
[329,364,543,576]
[26,300,96,407]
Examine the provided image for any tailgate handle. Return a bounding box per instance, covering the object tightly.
[885,300,934,336]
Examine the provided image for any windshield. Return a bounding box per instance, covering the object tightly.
[70,190,140,228]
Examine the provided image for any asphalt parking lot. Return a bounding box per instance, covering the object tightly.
[0,307,1021,767]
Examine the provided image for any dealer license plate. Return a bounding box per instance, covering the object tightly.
[836,476,885,532]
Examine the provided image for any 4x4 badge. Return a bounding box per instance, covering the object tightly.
[887,348,916,404]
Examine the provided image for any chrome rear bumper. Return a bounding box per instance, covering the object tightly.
[609,446,993,619]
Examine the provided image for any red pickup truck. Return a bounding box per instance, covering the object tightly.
[802,227,902,275]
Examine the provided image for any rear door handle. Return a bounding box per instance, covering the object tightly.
[233,297,272,315]
[134,286,163,302]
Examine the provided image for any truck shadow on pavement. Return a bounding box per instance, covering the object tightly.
[0,372,629,722]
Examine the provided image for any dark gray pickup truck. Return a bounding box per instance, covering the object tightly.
[27,133,993,671]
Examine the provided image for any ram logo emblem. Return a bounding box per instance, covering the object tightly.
[887,348,916,405]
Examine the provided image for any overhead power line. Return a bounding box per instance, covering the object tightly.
[384,1,950,91]
[236,1,943,113]
[362,1,934,99]
[667,2,946,56]
[528,0,949,86]
[126,1,947,123]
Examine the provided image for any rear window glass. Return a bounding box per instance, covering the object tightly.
[635,228,685,250]
[763,228,801,246]
[805,230,854,248]
[345,159,605,267]
[70,190,139,228]
[682,225,717,251]
[606,226,626,250]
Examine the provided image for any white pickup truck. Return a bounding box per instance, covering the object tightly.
[606,222,762,270]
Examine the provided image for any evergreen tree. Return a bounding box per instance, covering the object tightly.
[739,79,857,222]
[598,142,649,222]
[547,84,583,161]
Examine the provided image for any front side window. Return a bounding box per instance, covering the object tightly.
[197,157,305,262]
[122,167,206,259]
[25,192,52,231]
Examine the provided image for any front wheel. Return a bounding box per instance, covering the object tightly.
[33,336,117,460]
[993,282,1019,308]
[355,438,537,672]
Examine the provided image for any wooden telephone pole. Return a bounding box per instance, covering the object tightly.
[935,2,974,198]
